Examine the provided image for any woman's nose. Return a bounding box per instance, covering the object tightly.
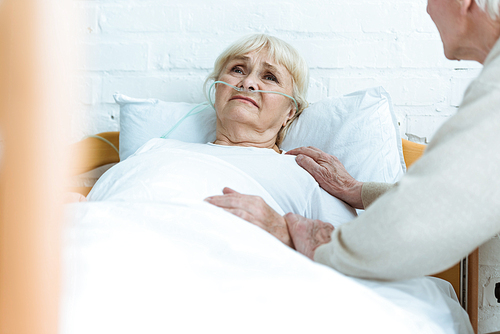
[239,73,258,91]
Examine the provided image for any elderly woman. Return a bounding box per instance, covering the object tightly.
[89,34,355,247]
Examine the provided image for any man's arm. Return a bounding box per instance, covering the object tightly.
[361,182,395,208]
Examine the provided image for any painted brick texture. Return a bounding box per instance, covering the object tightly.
[73,0,484,142]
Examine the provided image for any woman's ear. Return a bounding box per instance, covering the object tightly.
[459,0,473,16]
[283,107,296,127]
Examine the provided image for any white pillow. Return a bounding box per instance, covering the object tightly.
[114,86,405,184]
[282,87,405,182]
[115,95,217,160]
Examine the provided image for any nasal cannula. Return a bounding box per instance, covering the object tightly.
[160,81,298,139]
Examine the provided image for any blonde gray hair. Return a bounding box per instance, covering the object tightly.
[204,34,309,147]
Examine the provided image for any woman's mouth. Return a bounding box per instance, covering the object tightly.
[230,95,259,108]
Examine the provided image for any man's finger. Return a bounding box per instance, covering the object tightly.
[204,194,243,209]
[285,146,323,160]
[295,154,323,175]
[284,212,300,230]
[206,192,268,216]
[222,187,239,195]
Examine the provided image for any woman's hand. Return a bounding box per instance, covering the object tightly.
[204,187,294,248]
[284,213,334,260]
[286,146,364,209]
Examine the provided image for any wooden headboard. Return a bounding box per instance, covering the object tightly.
[69,133,478,332]
[68,131,120,196]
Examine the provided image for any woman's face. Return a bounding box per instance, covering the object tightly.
[214,50,295,142]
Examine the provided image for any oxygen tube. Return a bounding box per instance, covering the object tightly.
[160,102,210,139]
[161,81,298,139]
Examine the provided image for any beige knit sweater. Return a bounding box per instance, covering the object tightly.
[314,38,500,280]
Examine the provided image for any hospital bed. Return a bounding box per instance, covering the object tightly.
[63,89,478,333]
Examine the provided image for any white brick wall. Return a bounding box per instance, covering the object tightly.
[72,0,485,141]
[73,0,499,331]
[479,235,500,334]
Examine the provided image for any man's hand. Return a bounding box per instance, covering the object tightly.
[286,146,364,209]
[284,213,334,260]
[204,187,294,248]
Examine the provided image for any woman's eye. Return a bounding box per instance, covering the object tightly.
[264,74,278,82]
[231,66,244,74]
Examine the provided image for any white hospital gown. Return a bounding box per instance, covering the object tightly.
[98,138,356,227]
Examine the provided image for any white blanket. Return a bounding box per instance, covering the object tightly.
[61,141,473,334]
[89,138,357,226]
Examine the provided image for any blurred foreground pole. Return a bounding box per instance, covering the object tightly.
[0,0,74,333]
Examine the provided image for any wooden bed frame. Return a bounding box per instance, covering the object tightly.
[69,132,479,333]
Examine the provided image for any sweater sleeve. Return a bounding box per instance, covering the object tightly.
[313,46,500,280]
[361,182,395,208]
